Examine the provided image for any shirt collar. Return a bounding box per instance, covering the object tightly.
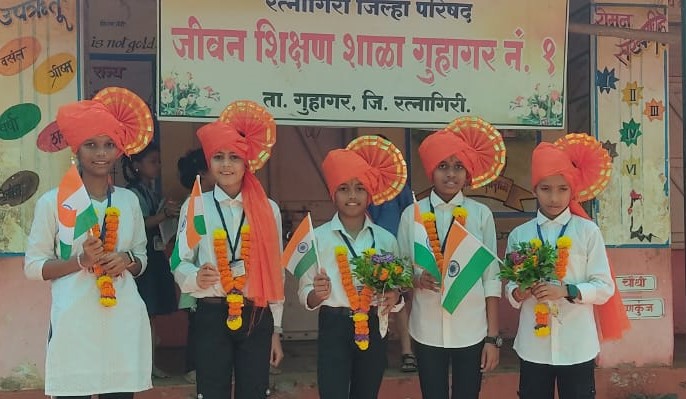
[430,190,464,208]
[331,213,373,238]
[213,185,243,205]
[536,207,572,226]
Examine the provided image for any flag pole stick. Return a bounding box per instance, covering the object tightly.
[196,175,215,266]
[307,212,323,274]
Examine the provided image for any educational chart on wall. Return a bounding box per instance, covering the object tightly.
[158,0,569,128]
[84,0,156,106]
[592,4,670,247]
[0,0,78,253]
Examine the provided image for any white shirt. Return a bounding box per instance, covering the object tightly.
[298,213,400,309]
[172,185,284,328]
[397,191,501,348]
[24,187,151,396]
[505,208,614,365]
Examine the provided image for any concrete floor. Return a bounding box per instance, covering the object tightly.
[2,335,685,398]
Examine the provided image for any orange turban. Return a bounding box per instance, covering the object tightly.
[418,129,479,182]
[321,149,381,204]
[196,121,249,166]
[531,142,584,212]
[55,88,153,156]
[56,101,127,154]
[196,120,283,306]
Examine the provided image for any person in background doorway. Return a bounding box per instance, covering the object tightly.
[175,148,216,384]
[123,142,180,379]
[368,177,416,372]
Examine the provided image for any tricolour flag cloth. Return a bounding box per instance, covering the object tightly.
[170,175,207,270]
[57,164,98,260]
[413,197,441,281]
[441,220,497,314]
[282,213,318,278]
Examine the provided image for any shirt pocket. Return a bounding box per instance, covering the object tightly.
[566,245,588,284]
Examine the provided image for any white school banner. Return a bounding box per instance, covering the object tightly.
[158,0,569,128]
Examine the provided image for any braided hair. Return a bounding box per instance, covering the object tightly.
[121,142,160,184]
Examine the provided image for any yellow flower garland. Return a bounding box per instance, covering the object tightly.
[335,246,373,350]
[421,206,468,278]
[91,207,119,307]
[213,225,250,330]
[533,236,572,337]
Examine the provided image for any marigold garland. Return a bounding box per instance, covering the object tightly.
[90,207,119,307]
[335,246,373,350]
[555,236,571,280]
[421,206,468,278]
[534,303,551,337]
[533,236,572,337]
[213,225,250,330]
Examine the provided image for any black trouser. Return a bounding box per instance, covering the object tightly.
[518,358,596,399]
[56,394,133,399]
[317,306,387,399]
[195,299,274,399]
[185,309,197,372]
[414,339,484,399]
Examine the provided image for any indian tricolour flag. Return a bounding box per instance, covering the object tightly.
[57,164,98,260]
[441,221,497,314]
[413,195,441,281]
[282,213,318,278]
[170,175,206,270]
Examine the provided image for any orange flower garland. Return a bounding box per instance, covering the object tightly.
[555,236,572,280]
[213,225,250,330]
[422,207,468,278]
[534,303,550,337]
[335,246,373,350]
[90,207,119,307]
[533,236,572,337]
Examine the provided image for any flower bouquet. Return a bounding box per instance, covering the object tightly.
[350,248,413,340]
[500,237,572,337]
[351,249,413,293]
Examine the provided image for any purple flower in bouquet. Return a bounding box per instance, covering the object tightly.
[371,253,395,264]
[508,252,526,265]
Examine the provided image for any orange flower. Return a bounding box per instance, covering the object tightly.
[213,226,251,330]
[335,248,373,350]
[379,269,389,281]
[91,207,120,307]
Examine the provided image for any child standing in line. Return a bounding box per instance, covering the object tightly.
[505,134,629,399]
[24,87,152,398]
[172,101,284,399]
[298,135,407,399]
[397,116,506,399]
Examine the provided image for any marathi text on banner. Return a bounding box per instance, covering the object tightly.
[158,0,568,128]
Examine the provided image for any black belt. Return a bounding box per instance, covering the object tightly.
[198,296,256,307]
[320,305,378,317]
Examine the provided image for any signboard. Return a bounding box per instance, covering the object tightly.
[615,274,657,292]
[592,4,670,247]
[158,0,569,128]
[623,298,664,320]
